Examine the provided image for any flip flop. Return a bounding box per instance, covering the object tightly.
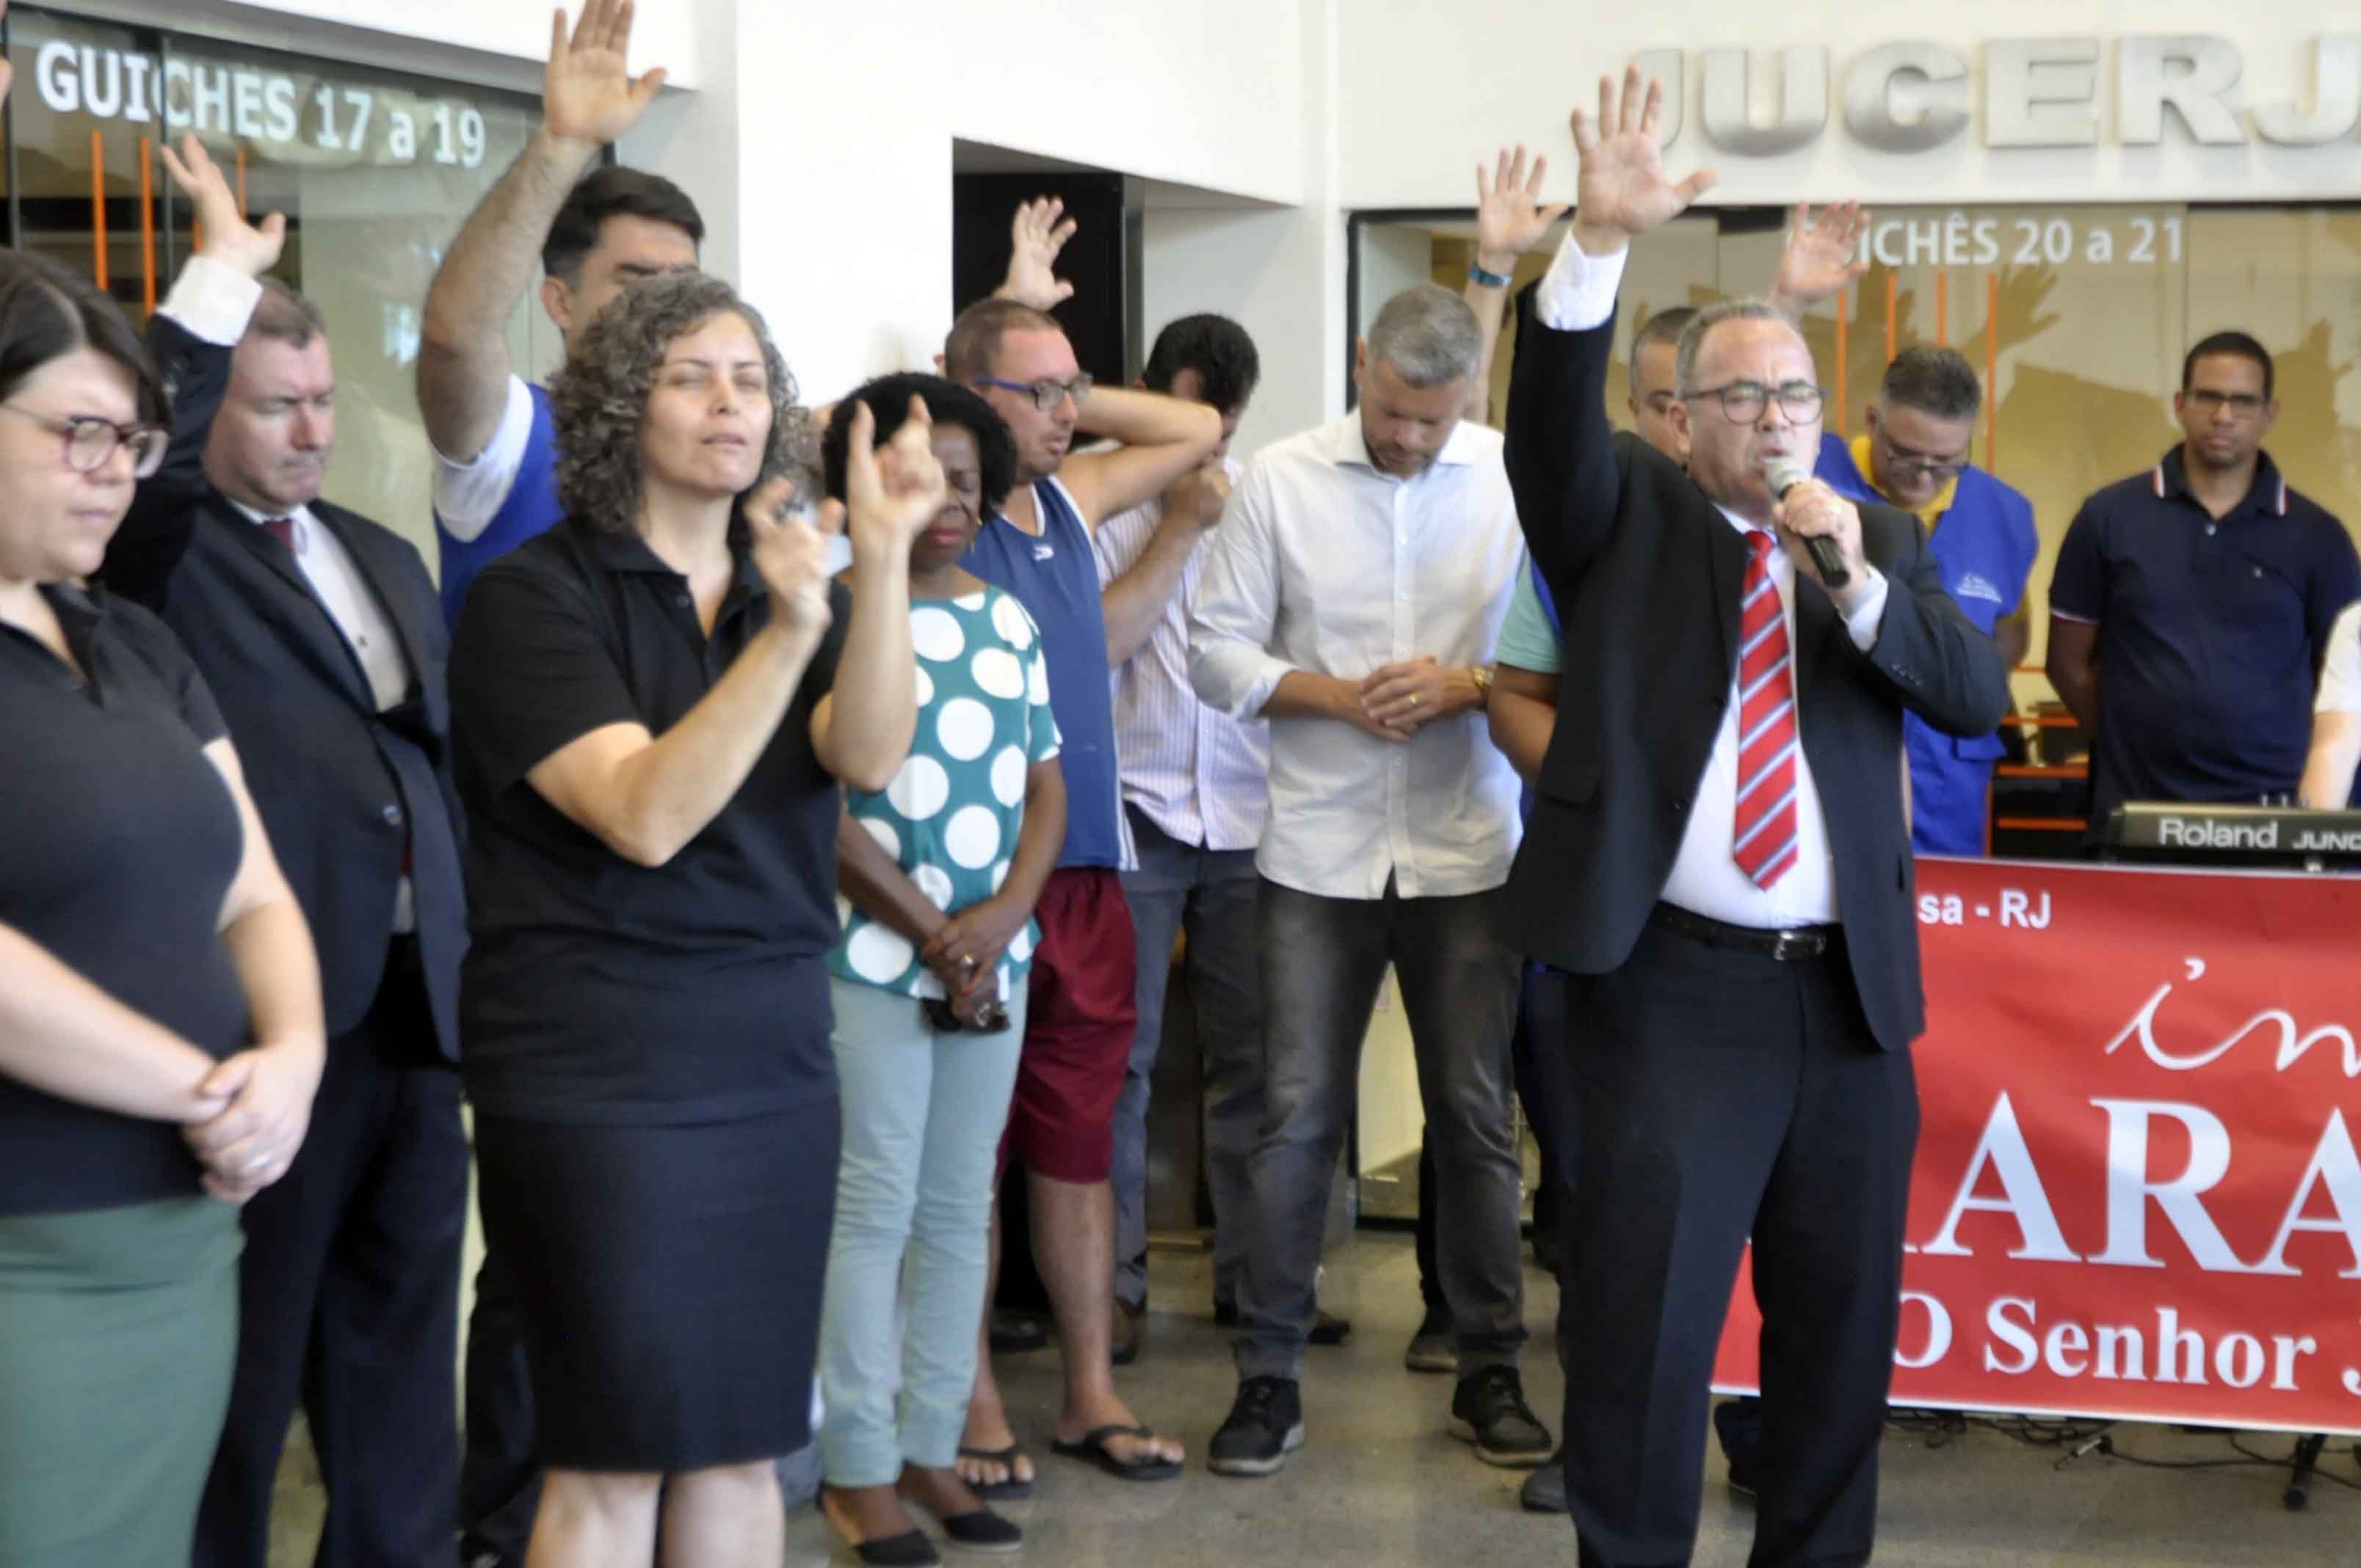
[1049,1423,1183,1482]
[955,1443,1034,1501]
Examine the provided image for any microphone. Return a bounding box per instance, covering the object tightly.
[1763,458,1851,591]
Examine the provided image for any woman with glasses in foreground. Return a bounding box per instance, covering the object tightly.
[817,374,1065,1565]
[0,250,324,1565]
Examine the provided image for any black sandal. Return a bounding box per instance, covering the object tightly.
[955,1443,1034,1500]
[1049,1423,1183,1481]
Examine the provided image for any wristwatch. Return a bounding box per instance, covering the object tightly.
[1471,663,1495,708]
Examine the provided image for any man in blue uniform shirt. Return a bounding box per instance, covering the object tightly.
[1811,349,2036,854]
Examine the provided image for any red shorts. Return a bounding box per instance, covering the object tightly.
[1001,867,1138,1184]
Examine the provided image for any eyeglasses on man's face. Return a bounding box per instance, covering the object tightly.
[972,374,1093,414]
[2184,388,2268,418]
[0,404,168,479]
[1875,432,1970,481]
[1680,380,1826,425]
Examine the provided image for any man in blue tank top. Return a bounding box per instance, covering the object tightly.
[410,7,703,1564]
[417,0,703,633]
[938,199,1224,1495]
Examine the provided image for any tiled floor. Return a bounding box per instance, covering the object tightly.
[269,1231,2360,1566]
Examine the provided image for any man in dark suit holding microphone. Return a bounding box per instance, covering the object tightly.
[1503,70,2011,1567]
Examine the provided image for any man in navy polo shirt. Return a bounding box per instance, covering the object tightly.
[2048,331,2361,831]
[1812,348,2037,854]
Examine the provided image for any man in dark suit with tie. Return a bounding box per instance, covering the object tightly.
[1502,73,2011,1567]
[102,137,467,1568]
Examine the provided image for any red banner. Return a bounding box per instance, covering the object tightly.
[1712,857,2361,1434]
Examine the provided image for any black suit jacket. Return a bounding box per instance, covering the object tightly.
[102,311,465,1059]
[1501,286,2011,1050]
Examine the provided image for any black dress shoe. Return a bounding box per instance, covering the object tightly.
[849,1531,940,1567]
[937,1508,1023,1553]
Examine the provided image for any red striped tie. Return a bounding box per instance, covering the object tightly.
[1733,531,1799,890]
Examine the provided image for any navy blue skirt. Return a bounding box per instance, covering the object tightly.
[474,1100,840,1472]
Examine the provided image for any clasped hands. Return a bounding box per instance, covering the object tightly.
[181,1038,322,1205]
[918,896,1030,1026]
[1344,656,1480,743]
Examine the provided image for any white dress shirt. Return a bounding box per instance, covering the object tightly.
[1189,415,1525,900]
[162,257,416,930]
[1534,236,1891,929]
[1092,455,1271,854]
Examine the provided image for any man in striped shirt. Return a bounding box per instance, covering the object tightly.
[1094,316,1352,1360]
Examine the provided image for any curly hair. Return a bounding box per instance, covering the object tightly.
[551,272,813,534]
[819,373,1018,513]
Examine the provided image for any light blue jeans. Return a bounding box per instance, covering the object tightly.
[819,976,1025,1486]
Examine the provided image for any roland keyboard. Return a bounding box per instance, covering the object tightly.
[2105,802,2361,859]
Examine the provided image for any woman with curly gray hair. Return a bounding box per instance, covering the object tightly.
[447,270,945,1568]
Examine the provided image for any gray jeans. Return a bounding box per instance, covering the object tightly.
[1111,809,1263,1310]
[1235,876,1526,1382]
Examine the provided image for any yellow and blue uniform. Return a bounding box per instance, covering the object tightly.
[1815,432,2037,855]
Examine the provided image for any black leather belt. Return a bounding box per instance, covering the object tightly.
[1650,901,1836,962]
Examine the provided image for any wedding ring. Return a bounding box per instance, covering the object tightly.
[1409,694,1421,708]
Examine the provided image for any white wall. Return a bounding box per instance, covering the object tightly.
[1341,7,2361,210]
[643,0,1309,404]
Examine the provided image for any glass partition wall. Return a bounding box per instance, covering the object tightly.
[6,6,545,565]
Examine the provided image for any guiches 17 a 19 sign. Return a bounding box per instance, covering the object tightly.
[1633,37,2361,156]
[1713,859,2361,1434]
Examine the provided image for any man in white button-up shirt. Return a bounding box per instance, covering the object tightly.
[1191,283,1546,1478]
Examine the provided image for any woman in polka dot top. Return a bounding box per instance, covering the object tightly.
[813,374,1066,1561]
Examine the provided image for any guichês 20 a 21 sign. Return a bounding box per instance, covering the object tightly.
[1713,858,2361,1434]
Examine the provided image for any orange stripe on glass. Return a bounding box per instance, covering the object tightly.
[1934,271,1949,347]
[138,137,158,314]
[1984,272,2000,470]
[1833,291,1849,438]
[90,131,109,290]
[1883,270,1897,364]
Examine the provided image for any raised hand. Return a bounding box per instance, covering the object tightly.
[844,395,951,553]
[543,0,667,149]
[745,474,837,634]
[1569,66,1719,255]
[994,197,1078,311]
[160,134,286,278]
[1474,145,1570,275]
[1769,201,1871,317]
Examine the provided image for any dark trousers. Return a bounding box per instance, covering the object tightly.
[1417,963,1573,1308]
[197,941,469,1568]
[1556,916,1916,1568]
[1236,878,1524,1381]
[457,1249,539,1566]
